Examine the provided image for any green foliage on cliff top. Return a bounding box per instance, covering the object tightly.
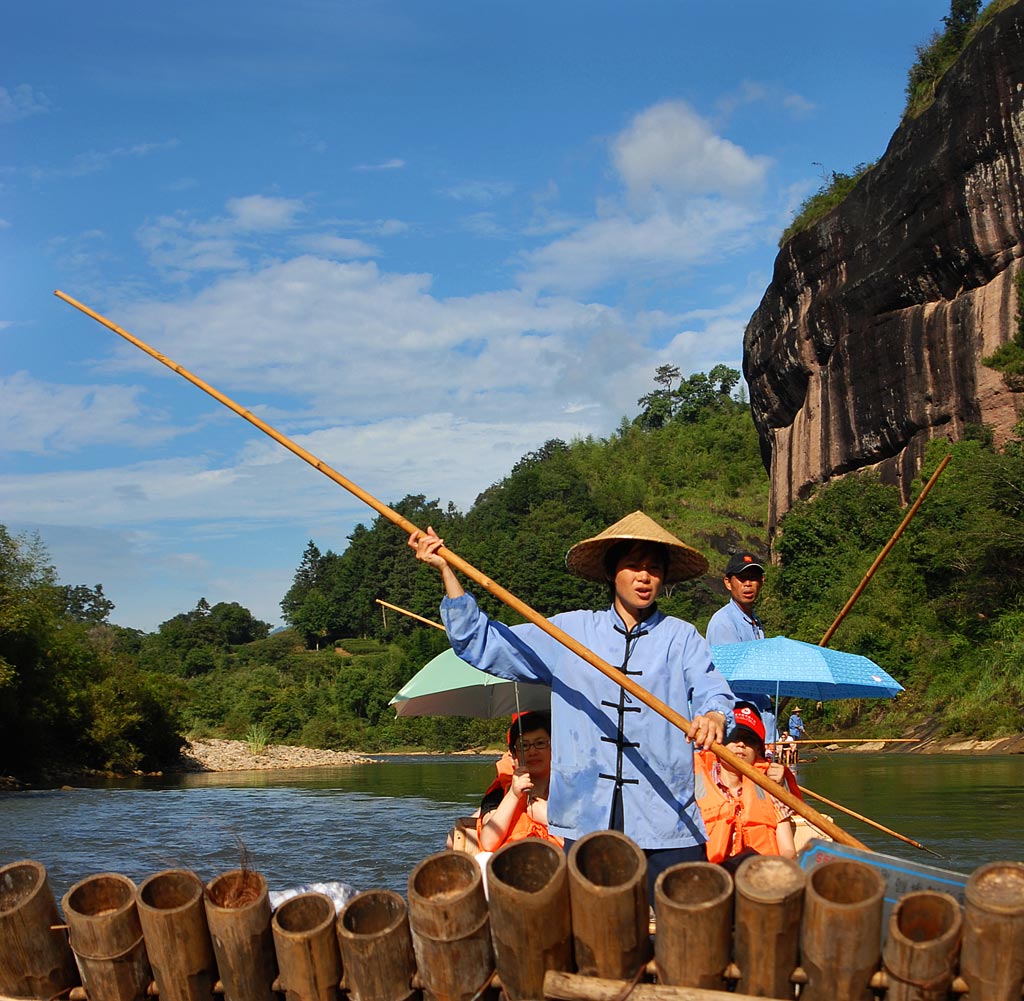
[779,1,1012,247]
[778,162,875,247]
[902,0,1017,120]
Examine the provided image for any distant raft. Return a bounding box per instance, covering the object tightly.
[1,834,1022,1001]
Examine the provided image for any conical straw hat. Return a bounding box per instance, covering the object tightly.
[565,511,709,584]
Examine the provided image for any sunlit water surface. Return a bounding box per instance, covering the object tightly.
[1,753,1020,900]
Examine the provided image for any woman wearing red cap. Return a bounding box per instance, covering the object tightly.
[694,702,796,864]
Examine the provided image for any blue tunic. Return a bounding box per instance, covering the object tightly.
[441,593,736,848]
[705,599,765,645]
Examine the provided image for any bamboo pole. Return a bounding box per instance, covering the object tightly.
[793,738,917,744]
[375,599,446,631]
[820,453,951,646]
[54,289,866,850]
[797,784,942,857]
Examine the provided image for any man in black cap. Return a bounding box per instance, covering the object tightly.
[706,551,766,645]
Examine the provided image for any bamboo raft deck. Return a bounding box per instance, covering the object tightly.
[1,831,1022,1001]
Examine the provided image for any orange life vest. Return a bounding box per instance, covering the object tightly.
[480,751,516,801]
[694,753,782,863]
[476,794,564,850]
[754,759,802,800]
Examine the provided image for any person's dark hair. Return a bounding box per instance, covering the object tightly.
[507,710,552,752]
[602,540,670,599]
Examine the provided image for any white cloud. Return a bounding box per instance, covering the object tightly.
[442,180,516,204]
[717,81,817,120]
[612,101,771,204]
[226,194,304,231]
[373,219,409,236]
[27,139,179,182]
[783,93,816,117]
[518,199,761,294]
[0,84,51,124]
[510,100,774,295]
[0,372,182,453]
[353,158,405,171]
[137,215,247,275]
[106,256,662,424]
[136,194,308,276]
[44,245,729,480]
[296,233,379,258]
[460,212,505,237]
[0,410,593,531]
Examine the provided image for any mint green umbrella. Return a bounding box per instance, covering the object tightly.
[389,648,550,718]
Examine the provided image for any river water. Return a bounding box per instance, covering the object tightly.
[1,753,1021,901]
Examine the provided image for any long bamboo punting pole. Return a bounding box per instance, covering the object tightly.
[54,289,866,850]
[797,784,942,857]
[819,453,951,646]
[375,598,446,631]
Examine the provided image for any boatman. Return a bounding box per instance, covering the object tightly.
[788,706,808,740]
[410,511,736,898]
[706,551,776,747]
[705,551,766,645]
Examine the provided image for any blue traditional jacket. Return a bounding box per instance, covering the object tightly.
[705,599,765,645]
[441,593,735,848]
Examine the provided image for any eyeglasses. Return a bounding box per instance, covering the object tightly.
[516,739,550,752]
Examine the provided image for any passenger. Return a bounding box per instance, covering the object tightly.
[410,511,735,897]
[734,700,801,798]
[695,704,797,866]
[733,691,778,751]
[445,746,514,852]
[775,730,797,765]
[705,551,766,645]
[477,711,562,852]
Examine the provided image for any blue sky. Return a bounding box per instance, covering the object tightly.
[2,1,951,632]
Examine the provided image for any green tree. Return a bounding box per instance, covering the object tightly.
[636,364,681,429]
[904,0,981,118]
[281,541,327,624]
[943,0,982,46]
[637,364,741,429]
[59,583,115,624]
[0,526,184,777]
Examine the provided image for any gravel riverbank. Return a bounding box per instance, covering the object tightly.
[175,738,372,772]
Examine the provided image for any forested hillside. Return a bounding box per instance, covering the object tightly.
[2,367,1023,782]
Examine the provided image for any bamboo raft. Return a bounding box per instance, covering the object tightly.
[2,832,1023,1001]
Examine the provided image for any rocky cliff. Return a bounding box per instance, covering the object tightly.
[745,2,1024,532]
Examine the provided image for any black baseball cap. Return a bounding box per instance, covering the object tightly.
[725,551,765,576]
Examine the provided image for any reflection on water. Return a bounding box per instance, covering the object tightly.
[1,753,1020,901]
[0,757,497,900]
[796,753,1023,871]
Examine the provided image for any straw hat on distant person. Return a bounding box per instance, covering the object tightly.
[565,511,709,584]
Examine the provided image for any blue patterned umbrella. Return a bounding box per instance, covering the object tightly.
[710,636,903,702]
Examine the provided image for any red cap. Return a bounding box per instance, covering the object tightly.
[727,704,766,744]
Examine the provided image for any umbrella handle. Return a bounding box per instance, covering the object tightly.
[55,289,868,852]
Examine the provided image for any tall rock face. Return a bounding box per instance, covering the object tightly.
[745,3,1024,532]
